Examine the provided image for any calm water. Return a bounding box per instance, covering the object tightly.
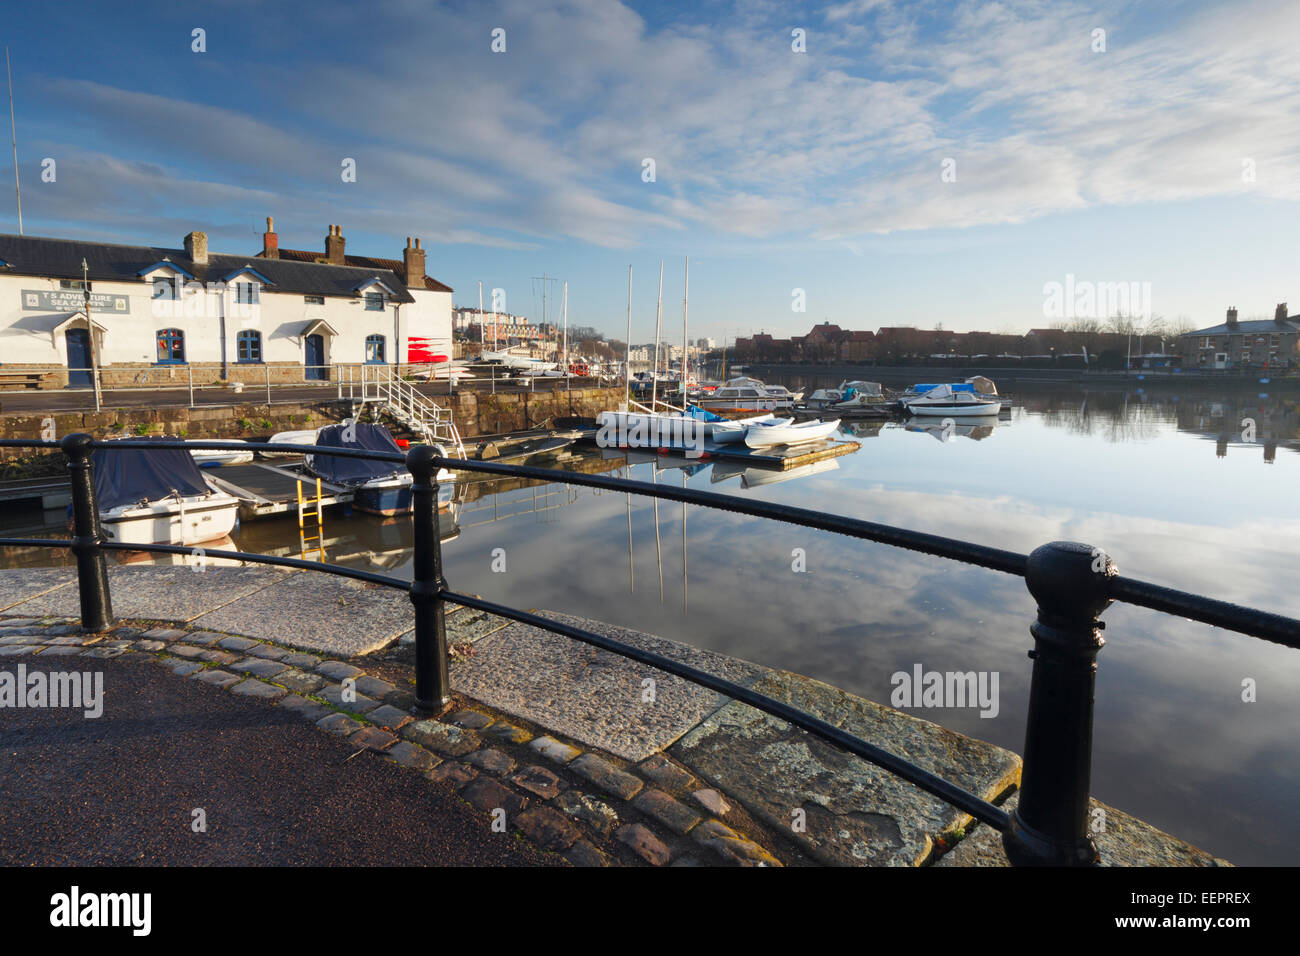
[5,381,1299,865]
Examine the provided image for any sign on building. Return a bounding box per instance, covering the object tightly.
[22,289,132,313]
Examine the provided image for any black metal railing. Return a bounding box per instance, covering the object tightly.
[2,432,1298,866]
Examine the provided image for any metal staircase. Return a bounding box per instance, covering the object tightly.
[357,364,467,459]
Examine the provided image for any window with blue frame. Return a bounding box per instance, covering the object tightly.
[152,276,177,300]
[364,292,384,311]
[365,334,386,364]
[236,330,262,363]
[156,328,185,363]
[234,282,260,304]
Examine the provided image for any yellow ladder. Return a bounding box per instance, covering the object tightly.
[297,477,325,561]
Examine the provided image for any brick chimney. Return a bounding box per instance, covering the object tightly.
[184,231,208,265]
[262,216,279,259]
[403,237,426,287]
[1275,302,1289,324]
[1226,306,1238,328]
[325,224,345,265]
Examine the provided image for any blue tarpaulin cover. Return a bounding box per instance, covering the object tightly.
[92,437,211,510]
[685,404,727,422]
[307,423,404,486]
[912,382,974,393]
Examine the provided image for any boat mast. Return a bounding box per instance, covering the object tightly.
[682,256,689,400]
[478,281,484,350]
[561,280,568,379]
[624,264,632,409]
[6,47,20,235]
[652,259,663,410]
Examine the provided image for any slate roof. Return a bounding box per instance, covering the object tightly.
[266,247,453,294]
[0,233,417,303]
[1188,318,1300,336]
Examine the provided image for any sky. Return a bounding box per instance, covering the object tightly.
[1,0,1297,343]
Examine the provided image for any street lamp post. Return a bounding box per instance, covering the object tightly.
[82,258,102,412]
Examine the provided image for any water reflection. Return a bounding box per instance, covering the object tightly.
[5,384,1300,864]
[904,418,999,442]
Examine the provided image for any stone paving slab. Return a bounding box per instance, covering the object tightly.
[671,670,1022,867]
[191,571,414,655]
[933,791,1231,867]
[0,569,74,612]
[10,566,285,622]
[451,611,768,762]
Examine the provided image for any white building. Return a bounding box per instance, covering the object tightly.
[0,219,453,387]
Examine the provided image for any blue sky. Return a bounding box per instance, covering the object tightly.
[1,0,1297,342]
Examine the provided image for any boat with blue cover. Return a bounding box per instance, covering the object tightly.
[91,437,241,545]
[302,422,416,517]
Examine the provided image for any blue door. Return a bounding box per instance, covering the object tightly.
[65,329,92,387]
[305,334,326,380]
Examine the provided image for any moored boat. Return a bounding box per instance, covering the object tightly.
[304,422,415,516]
[92,437,241,546]
[903,384,1001,416]
[808,380,884,409]
[743,418,841,448]
[694,380,796,413]
[186,439,254,467]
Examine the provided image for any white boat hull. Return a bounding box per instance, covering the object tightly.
[266,429,319,457]
[744,418,841,448]
[187,440,254,467]
[907,401,1001,416]
[100,493,240,546]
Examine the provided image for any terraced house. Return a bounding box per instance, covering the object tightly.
[1181,305,1300,370]
[0,220,452,389]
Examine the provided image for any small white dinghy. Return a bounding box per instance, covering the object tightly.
[265,428,320,457]
[743,418,841,448]
[186,439,254,467]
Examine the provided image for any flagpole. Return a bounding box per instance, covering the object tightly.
[6,47,21,235]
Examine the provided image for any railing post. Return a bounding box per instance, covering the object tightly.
[406,443,451,712]
[1003,540,1113,866]
[61,433,113,632]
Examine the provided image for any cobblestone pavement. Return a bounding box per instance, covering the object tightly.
[0,615,790,866]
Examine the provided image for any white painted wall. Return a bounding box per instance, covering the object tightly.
[0,271,451,369]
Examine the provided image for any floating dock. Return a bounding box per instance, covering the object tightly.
[580,432,861,470]
[204,459,354,521]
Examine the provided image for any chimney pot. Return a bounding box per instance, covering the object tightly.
[325,225,346,265]
[1276,302,1289,323]
[263,216,279,259]
[403,235,427,287]
[1226,307,1238,327]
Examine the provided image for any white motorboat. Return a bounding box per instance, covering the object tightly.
[186,439,254,467]
[724,376,803,402]
[807,380,883,409]
[743,418,841,448]
[695,382,796,412]
[92,438,241,546]
[899,377,1007,407]
[903,384,1001,416]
